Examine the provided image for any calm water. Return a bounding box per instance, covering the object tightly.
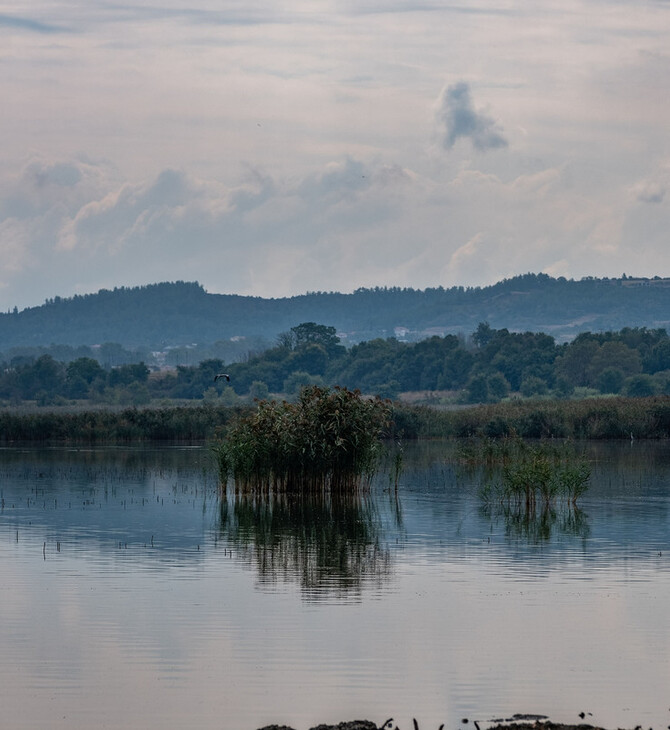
[1,441,669,730]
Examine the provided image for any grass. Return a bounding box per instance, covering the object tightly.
[213,386,392,495]
[391,395,670,440]
[3,394,670,444]
[460,436,591,509]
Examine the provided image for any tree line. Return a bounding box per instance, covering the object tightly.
[3,321,670,407]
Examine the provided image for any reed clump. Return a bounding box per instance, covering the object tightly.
[214,386,392,494]
[463,437,591,508]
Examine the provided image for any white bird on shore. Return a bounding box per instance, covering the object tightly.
[214,373,230,382]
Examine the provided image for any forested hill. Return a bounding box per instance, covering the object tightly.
[2,274,670,349]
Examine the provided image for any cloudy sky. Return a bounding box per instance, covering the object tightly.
[2,0,670,310]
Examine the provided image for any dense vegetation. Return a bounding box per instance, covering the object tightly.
[3,395,670,444]
[5,320,670,407]
[3,273,670,351]
[214,386,392,494]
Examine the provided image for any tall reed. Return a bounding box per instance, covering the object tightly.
[465,437,591,508]
[214,386,392,494]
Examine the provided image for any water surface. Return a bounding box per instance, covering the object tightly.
[1,442,669,730]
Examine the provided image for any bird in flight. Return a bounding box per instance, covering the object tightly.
[214,373,230,382]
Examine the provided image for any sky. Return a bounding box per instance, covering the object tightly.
[2,0,670,311]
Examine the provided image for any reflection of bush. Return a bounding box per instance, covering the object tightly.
[217,492,392,597]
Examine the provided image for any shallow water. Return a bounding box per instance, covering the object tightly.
[0,441,669,730]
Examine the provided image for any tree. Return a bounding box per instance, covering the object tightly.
[588,342,641,383]
[520,375,548,397]
[66,357,105,385]
[487,373,510,401]
[597,367,625,394]
[283,371,324,395]
[624,374,656,397]
[465,374,489,403]
[19,355,65,399]
[554,338,600,387]
[249,380,269,400]
[472,322,494,348]
[289,322,344,356]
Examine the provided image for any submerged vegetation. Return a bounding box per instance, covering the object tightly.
[213,386,392,494]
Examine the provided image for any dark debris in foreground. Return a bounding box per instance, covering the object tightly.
[256,720,625,730]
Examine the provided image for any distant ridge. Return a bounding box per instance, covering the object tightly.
[1,274,670,350]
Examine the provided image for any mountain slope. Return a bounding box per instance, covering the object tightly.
[1,274,669,350]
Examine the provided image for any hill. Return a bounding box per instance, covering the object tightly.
[1,274,670,352]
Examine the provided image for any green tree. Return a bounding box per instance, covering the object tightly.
[487,373,510,402]
[597,367,625,394]
[465,373,489,403]
[284,371,324,395]
[588,342,641,383]
[289,322,344,357]
[520,375,549,397]
[624,374,656,397]
[555,337,600,387]
[249,380,270,400]
[67,357,105,384]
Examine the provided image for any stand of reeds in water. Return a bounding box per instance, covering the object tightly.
[460,437,592,543]
[460,437,591,509]
[213,386,392,495]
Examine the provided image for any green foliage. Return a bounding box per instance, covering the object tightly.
[597,366,625,394]
[466,438,591,507]
[7,317,670,409]
[249,380,269,400]
[624,374,656,397]
[520,375,549,398]
[466,374,489,403]
[214,386,392,494]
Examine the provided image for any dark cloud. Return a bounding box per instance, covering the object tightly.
[438,81,508,152]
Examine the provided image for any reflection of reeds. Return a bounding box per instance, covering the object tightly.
[214,386,392,495]
[218,491,392,595]
[481,501,590,543]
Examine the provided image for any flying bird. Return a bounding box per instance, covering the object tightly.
[214,374,230,382]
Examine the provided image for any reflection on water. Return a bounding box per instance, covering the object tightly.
[218,492,399,598]
[0,441,670,730]
[480,502,590,544]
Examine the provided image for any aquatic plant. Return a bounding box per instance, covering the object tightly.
[214,385,392,494]
[466,437,591,507]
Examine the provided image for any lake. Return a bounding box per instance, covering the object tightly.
[0,441,669,730]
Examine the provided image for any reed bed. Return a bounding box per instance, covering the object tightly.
[214,386,392,495]
[0,404,242,443]
[391,395,670,440]
[3,394,670,444]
